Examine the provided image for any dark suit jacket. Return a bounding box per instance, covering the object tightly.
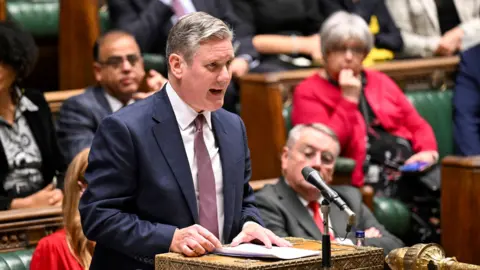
[79,86,263,270]
[453,44,480,155]
[108,0,257,59]
[320,0,403,52]
[56,86,112,164]
[255,178,404,255]
[0,89,66,210]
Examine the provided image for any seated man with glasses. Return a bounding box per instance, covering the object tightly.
[254,123,404,255]
[56,30,167,163]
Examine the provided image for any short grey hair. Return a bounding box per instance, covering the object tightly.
[286,124,341,155]
[165,12,233,72]
[320,11,374,58]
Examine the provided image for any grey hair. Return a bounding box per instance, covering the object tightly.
[320,11,374,58]
[286,124,341,154]
[165,12,233,72]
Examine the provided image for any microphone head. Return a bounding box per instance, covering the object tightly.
[301,166,315,180]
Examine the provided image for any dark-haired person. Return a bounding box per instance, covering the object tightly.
[56,30,167,163]
[0,21,66,210]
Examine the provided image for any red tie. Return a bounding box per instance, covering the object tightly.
[308,201,335,240]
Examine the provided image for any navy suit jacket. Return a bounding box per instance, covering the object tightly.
[453,44,480,156]
[79,86,263,270]
[56,86,112,164]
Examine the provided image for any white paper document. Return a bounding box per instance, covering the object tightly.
[213,243,320,260]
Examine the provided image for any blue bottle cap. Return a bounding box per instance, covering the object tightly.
[356,230,365,238]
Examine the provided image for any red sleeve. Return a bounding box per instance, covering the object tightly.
[386,77,438,152]
[30,236,62,270]
[291,77,359,147]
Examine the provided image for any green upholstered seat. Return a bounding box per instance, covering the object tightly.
[0,249,34,270]
[406,90,453,159]
[373,197,411,237]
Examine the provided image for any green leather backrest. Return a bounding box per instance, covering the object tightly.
[373,197,410,237]
[0,249,34,270]
[406,90,453,159]
[7,1,59,37]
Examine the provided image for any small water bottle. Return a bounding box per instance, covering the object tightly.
[356,230,365,247]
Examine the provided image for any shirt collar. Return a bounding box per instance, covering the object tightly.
[104,91,134,113]
[16,88,38,113]
[165,82,212,131]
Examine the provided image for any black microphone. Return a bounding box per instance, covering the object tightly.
[301,166,356,233]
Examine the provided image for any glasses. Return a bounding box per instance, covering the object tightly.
[329,46,366,57]
[97,54,141,69]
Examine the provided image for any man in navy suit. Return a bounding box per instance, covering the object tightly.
[453,44,480,155]
[56,30,167,164]
[79,12,290,270]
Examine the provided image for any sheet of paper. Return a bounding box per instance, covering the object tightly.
[213,243,320,260]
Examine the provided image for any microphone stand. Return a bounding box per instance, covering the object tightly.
[320,199,331,270]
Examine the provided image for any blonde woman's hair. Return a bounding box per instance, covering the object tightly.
[63,148,94,270]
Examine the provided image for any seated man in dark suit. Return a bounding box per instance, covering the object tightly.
[107,0,256,113]
[453,44,480,156]
[255,123,404,255]
[56,30,167,164]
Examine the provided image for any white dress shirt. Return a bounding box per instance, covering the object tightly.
[104,92,134,113]
[166,83,225,243]
[158,0,196,24]
[297,195,354,245]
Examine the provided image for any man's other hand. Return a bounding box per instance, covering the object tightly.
[230,222,292,248]
[169,224,222,257]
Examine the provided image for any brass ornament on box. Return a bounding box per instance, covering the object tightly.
[386,243,480,270]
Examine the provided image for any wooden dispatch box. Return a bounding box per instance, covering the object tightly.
[155,237,384,269]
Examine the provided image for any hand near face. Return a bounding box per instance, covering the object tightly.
[133,69,168,100]
[364,227,382,238]
[169,224,222,257]
[230,222,292,248]
[230,58,249,78]
[338,69,362,103]
[435,27,463,56]
[404,150,438,165]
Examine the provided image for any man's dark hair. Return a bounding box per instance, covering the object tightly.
[0,21,38,83]
[92,30,137,62]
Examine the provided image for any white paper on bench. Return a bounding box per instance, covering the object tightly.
[213,243,320,260]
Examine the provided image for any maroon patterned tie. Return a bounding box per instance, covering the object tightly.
[194,115,219,238]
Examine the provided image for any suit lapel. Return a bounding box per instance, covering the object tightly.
[211,112,235,241]
[92,86,113,115]
[277,179,323,240]
[419,0,440,32]
[151,89,198,222]
[329,203,348,239]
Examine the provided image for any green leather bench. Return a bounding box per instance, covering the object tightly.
[6,1,166,75]
[0,249,34,270]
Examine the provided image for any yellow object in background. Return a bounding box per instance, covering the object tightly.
[363,15,394,66]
